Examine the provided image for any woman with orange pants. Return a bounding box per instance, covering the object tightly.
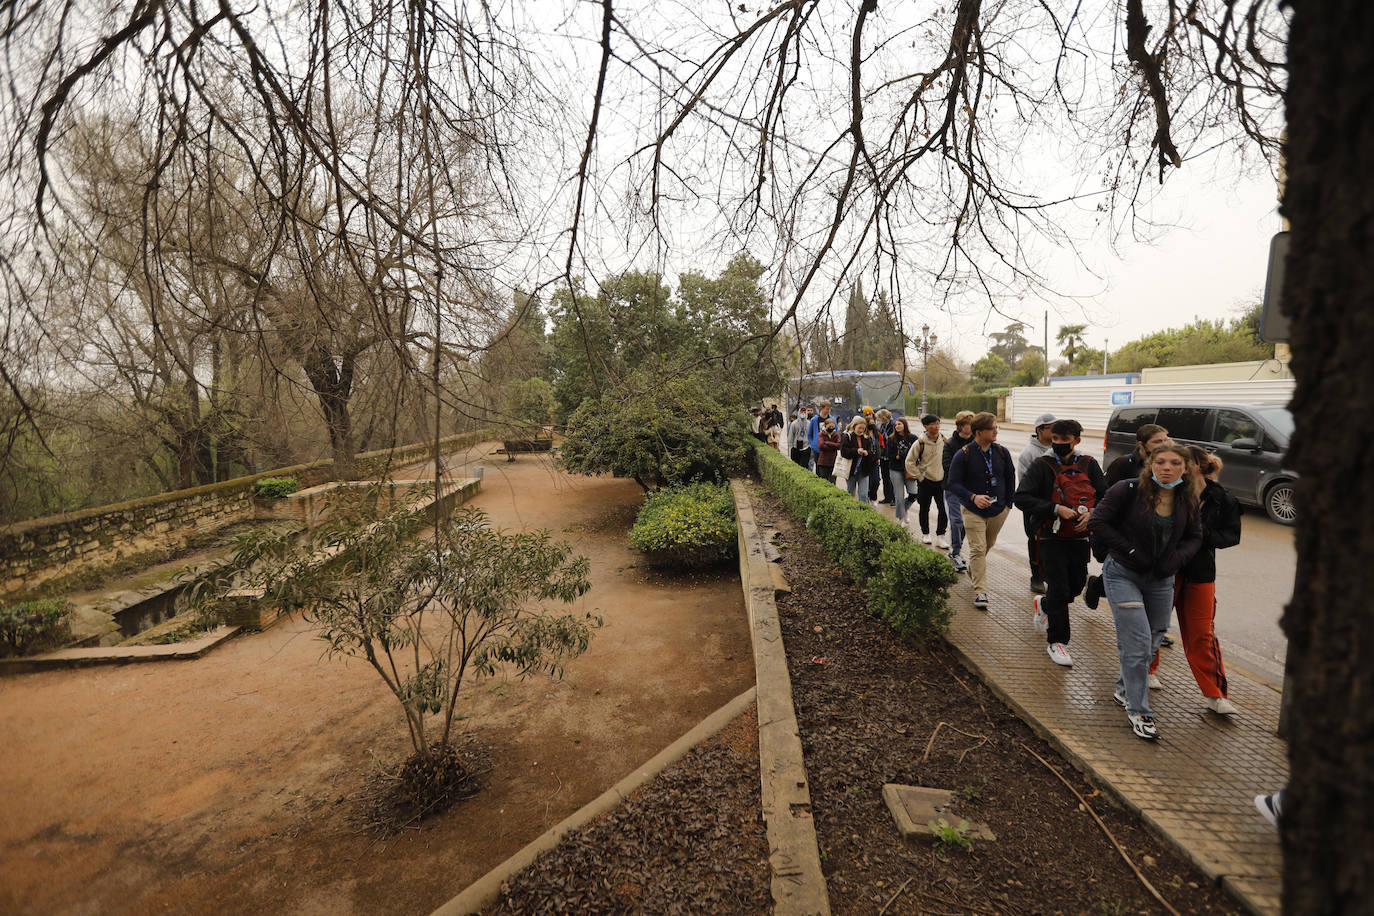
[1150,444,1243,715]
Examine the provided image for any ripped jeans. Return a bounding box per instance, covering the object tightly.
[1102,556,1175,717]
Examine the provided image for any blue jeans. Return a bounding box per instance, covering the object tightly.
[889,469,916,519]
[1102,556,1175,717]
[944,491,966,558]
[845,470,870,504]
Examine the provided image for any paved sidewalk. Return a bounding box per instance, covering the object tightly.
[935,535,1286,915]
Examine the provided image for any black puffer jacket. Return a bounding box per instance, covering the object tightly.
[1180,479,1243,583]
[1088,480,1203,580]
[943,431,973,474]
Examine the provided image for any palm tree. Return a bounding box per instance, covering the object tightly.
[1056,324,1088,367]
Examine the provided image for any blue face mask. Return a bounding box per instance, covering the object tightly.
[1152,473,1184,490]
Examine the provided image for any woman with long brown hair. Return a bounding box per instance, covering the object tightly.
[1089,442,1203,741]
[1149,444,1243,715]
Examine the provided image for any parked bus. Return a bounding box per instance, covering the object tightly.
[787,371,914,425]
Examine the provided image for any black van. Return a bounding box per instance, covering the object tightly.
[1102,403,1297,525]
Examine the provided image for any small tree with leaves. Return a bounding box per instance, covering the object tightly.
[234,498,595,816]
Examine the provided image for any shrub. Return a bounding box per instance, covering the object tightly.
[559,368,750,490]
[254,477,299,499]
[0,599,72,657]
[867,540,960,636]
[754,443,852,521]
[751,441,957,638]
[628,482,738,567]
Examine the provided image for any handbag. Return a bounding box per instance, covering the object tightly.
[904,439,924,481]
[833,452,853,480]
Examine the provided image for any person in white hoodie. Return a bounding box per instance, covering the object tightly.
[1017,413,1057,594]
[904,414,948,547]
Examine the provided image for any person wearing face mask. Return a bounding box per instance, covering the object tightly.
[1147,444,1242,716]
[1087,422,1172,610]
[1013,419,1106,667]
[815,416,842,483]
[1089,442,1203,741]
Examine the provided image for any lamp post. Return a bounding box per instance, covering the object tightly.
[916,323,937,416]
[1103,339,1109,376]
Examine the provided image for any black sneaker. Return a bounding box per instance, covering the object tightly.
[1030,576,1048,595]
[1084,575,1103,610]
[1160,634,1175,648]
[1128,713,1159,741]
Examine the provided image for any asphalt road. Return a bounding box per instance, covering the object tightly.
[986,426,1294,687]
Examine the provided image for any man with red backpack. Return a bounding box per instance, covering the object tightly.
[1013,419,1106,667]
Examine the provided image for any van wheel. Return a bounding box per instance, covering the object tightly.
[1264,481,1296,526]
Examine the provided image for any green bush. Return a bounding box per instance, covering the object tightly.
[754,443,852,521]
[905,393,999,419]
[559,368,750,489]
[254,477,299,499]
[628,482,738,567]
[0,599,72,657]
[867,540,960,636]
[808,498,907,586]
[751,442,957,637]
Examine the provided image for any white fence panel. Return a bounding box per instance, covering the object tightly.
[1005,379,1296,431]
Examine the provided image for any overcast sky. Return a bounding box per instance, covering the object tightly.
[510,1,1284,371]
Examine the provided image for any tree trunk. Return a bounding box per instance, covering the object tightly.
[303,345,357,480]
[1280,3,1374,911]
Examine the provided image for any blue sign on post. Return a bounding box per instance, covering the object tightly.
[1111,391,1133,406]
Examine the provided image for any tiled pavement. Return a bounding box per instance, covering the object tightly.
[878,504,1286,916]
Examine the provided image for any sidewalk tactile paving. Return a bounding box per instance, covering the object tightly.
[937,534,1286,916]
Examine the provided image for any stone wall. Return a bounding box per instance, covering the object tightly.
[0,431,491,599]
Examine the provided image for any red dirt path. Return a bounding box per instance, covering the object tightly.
[0,449,754,915]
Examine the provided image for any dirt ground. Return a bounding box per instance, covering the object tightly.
[0,447,755,916]
[750,484,1245,916]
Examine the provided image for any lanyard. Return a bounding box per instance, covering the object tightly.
[981,447,996,479]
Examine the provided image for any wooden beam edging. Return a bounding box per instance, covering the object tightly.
[430,687,758,916]
[731,479,831,916]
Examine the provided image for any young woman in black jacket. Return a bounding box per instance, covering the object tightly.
[840,416,879,505]
[1148,444,1243,716]
[1089,441,1203,741]
[885,416,919,526]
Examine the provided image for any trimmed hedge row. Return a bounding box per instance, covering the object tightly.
[752,444,959,636]
[904,393,999,419]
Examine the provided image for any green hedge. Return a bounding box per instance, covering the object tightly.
[629,482,738,567]
[751,444,959,636]
[905,393,998,419]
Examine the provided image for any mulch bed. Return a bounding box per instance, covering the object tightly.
[751,483,1246,916]
[480,704,770,915]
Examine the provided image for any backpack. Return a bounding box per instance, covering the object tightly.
[1039,455,1097,539]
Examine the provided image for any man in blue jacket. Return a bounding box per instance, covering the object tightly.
[807,401,832,473]
[946,412,1016,609]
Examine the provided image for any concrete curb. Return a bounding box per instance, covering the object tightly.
[0,625,242,675]
[430,686,758,916]
[732,480,831,916]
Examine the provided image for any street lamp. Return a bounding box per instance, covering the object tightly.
[916,323,937,416]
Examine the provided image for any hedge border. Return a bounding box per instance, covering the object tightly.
[751,443,959,637]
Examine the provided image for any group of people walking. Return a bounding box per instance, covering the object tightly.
[776,401,1243,743]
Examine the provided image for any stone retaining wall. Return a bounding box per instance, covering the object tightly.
[1,431,490,598]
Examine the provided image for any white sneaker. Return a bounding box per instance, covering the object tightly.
[1148,674,1163,690]
[935,535,949,550]
[921,533,933,545]
[1047,643,1073,666]
[1032,595,1048,633]
[1205,697,1238,716]
[973,592,990,609]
